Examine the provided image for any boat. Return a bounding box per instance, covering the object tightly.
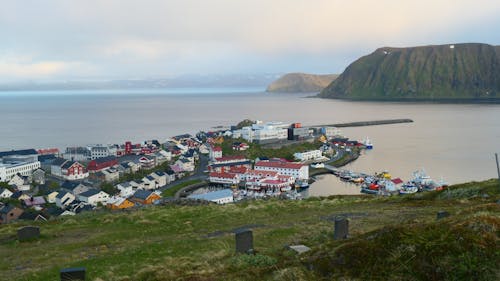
[280,185,292,192]
[363,137,373,149]
[361,183,380,195]
[399,182,418,194]
[310,163,325,169]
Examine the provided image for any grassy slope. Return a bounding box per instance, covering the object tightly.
[0,179,498,281]
[320,43,500,101]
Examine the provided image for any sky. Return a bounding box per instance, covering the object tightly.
[1,0,500,82]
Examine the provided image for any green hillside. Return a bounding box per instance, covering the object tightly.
[1,179,499,281]
[267,73,338,93]
[320,43,500,102]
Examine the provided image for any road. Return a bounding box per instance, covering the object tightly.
[159,153,209,192]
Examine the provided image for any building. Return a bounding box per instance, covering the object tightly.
[55,191,76,208]
[8,173,30,191]
[0,205,24,224]
[45,191,59,203]
[86,145,117,160]
[32,169,46,185]
[87,156,118,172]
[78,189,110,206]
[94,168,120,183]
[254,160,309,180]
[51,158,88,181]
[209,146,223,161]
[233,121,290,144]
[293,150,322,161]
[0,149,41,182]
[138,155,156,169]
[188,189,233,204]
[175,158,194,172]
[130,190,161,205]
[0,188,13,199]
[150,171,167,187]
[141,175,158,190]
[116,182,135,198]
[23,196,46,207]
[106,197,134,210]
[63,147,90,161]
[208,172,240,185]
[61,181,91,196]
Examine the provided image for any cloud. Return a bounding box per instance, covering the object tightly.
[0,0,499,80]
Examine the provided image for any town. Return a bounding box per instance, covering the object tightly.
[1,119,431,224]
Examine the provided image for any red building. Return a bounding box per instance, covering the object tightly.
[87,156,118,172]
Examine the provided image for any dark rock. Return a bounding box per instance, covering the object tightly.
[60,267,86,281]
[235,229,253,254]
[437,211,450,220]
[334,216,349,240]
[17,226,40,242]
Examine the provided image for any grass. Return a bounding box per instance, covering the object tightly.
[220,138,322,161]
[0,179,498,280]
[161,179,203,197]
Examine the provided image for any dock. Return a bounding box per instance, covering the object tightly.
[310,118,413,128]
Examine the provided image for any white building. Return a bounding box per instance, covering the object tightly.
[116,182,135,198]
[233,121,289,144]
[0,161,41,182]
[78,189,110,206]
[293,150,322,161]
[0,188,13,199]
[208,172,240,185]
[87,145,118,160]
[150,171,167,187]
[55,191,76,209]
[188,189,234,204]
[209,146,223,161]
[254,160,309,180]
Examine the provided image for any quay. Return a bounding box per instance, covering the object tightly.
[310,118,413,128]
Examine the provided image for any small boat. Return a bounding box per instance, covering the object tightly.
[399,182,418,194]
[310,163,325,169]
[363,137,373,149]
[280,185,292,192]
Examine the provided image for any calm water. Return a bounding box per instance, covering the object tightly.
[1,88,499,187]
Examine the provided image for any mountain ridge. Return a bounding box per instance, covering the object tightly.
[319,43,500,102]
[267,73,338,93]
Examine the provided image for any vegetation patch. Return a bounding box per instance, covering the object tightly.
[161,179,203,197]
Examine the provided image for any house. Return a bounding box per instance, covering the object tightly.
[188,189,233,204]
[51,158,89,180]
[78,189,110,206]
[87,156,118,172]
[209,146,223,161]
[165,170,176,183]
[106,197,135,210]
[150,171,167,187]
[23,196,46,207]
[0,205,24,224]
[94,168,120,183]
[130,190,161,205]
[11,191,31,201]
[175,158,194,172]
[154,150,172,163]
[116,182,135,198]
[141,175,158,190]
[138,155,156,169]
[45,191,59,203]
[61,181,91,196]
[232,142,249,151]
[8,173,30,191]
[32,168,46,185]
[0,188,13,199]
[55,191,76,208]
[63,147,90,161]
[129,180,144,189]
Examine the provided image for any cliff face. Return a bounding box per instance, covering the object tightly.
[320,43,500,101]
[267,73,338,93]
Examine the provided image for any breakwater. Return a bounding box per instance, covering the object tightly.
[311,118,413,128]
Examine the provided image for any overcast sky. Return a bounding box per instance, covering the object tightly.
[1,0,500,82]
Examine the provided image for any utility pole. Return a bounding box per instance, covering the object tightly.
[496,153,500,188]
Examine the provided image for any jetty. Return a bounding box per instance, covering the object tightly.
[310,118,413,128]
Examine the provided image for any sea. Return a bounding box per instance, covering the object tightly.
[1,88,500,194]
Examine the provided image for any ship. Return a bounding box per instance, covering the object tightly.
[363,137,373,149]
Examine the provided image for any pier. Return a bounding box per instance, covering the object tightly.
[310,118,413,128]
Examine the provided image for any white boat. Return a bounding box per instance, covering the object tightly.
[310,163,325,169]
[363,137,373,149]
[399,182,418,194]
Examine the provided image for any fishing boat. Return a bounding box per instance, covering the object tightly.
[363,137,373,149]
[399,182,418,194]
[361,182,380,195]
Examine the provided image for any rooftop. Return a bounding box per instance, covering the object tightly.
[188,189,233,201]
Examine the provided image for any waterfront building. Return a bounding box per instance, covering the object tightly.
[208,172,240,185]
[232,121,290,144]
[254,160,308,180]
[293,150,323,161]
[188,189,234,204]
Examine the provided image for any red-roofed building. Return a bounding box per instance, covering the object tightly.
[254,160,308,180]
[391,178,404,185]
[87,156,118,172]
[209,145,223,161]
[214,155,247,164]
[37,148,60,155]
[209,172,240,185]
